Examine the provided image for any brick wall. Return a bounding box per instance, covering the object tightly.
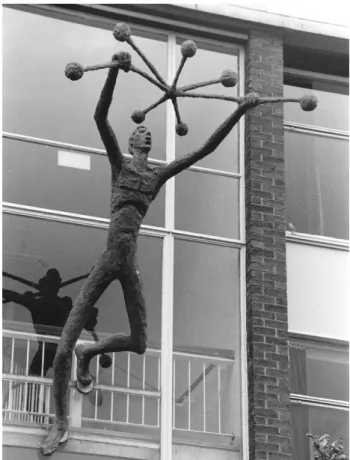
[245,29,292,459]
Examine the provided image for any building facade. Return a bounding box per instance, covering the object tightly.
[2,4,349,460]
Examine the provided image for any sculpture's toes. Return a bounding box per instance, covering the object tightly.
[40,423,68,456]
[75,344,94,394]
[76,377,94,395]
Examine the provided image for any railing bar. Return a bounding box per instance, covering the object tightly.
[172,358,176,428]
[8,338,15,420]
[218,365,221,434]
[41,342,45,377]
[111,353,115,386]
[110,391,114,422]
[96,355,100,384]
[188,360,191,431]
[142,354,146,426]
[203,362,206,433]
[25,340,30,376]
[30,383,35,423]
[94,389,98,420]
[126,353,130,424]
[24,382,28,423]
[157,355,160,427]
[2,374,160,397]
[45,385,51,424]
[80,417,159,430]
[3,408,54,417]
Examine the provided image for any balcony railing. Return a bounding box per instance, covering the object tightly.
[2,328,236,444]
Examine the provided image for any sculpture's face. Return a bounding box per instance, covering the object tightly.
[128,126,152,156]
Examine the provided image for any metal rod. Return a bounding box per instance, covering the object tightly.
[25,339,30,376]
[179,78,223,92]
[172,55,187,90]
[142,354,146,426]
[157,355,160,427]
[203,363,206,432]
[126,353,130,423]
[128,37,167,86]
[188,360,191,431]
[130,65,168,91]
[172,358,176,428]
[218,365,221,434]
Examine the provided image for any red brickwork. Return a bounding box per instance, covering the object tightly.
[245,29,292,460]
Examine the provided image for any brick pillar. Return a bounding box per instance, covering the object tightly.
[245,30,292,459]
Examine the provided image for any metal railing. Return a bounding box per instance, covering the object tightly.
[2,329,235,439]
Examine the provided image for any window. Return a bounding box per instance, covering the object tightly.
[290,336,349,459]
[284,77,349,240]
[2,5,245,454]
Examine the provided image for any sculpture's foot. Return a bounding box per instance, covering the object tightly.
[75,344,94,394]
[40,421,68,456]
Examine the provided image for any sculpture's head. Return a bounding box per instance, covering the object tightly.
[128,126,152,157]
[38,268,62,297]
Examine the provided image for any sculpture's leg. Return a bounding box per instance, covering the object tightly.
[40,252,116,456]
[74,263,147,378]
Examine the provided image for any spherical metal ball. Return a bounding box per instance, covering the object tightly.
[113,23,131,42]
[176,122,188,136]
[112,51,132,72]
[221,69,238,87]
[65,62,84,81]
[131,110,146,124]
[99,354,112,369]
[300,94,318,111]
[181,40,197,58]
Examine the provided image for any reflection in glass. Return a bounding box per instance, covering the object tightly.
[175,171,240,239]
[175,39,239,172]
[284,84,349,131]
[3,7,167,160]
[3,214,163,345]
[285,132,349,239]
[173,239,240,351]
[290,342,349,402]
[3,137,165,227]
[292,404,349,460]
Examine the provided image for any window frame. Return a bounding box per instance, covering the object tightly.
[284,68,350,247]
[2,5,247,459]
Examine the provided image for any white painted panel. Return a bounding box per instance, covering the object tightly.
[287,242,349,340]
[58,150,91,170]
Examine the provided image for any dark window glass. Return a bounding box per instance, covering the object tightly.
[3,137,165,227]
[285,132,349,239]
[3,7,167,160]
[175,171,240,239]
[175,38,240,172]
[290,342,349,401]
[173,239,240,351]
[2,214,162,345]
[284,83,349,131]
[291,404,349,460]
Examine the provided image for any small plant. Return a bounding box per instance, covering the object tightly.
[307,433,348,460]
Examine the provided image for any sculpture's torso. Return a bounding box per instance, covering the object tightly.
[107,159,162,250]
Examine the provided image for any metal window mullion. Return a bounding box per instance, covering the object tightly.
[160,31,176,460]
[238,44,246,244]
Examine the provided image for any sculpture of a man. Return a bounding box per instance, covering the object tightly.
[40,23,316,456]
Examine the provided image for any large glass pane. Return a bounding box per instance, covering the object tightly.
[284,83,349,131]
[3,137,165,227]
[175,171,240,239]
[175,38,240,173]
[290,341,349,402]
[173,240,241,443]
[291,403,349,460]
[285,131,349,239]
[3,7,167,160]
[2,214,162,346]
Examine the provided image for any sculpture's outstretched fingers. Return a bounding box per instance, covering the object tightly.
[179,70,238,93]
[171,40,197,89]
[127,37,167,86]
[113,23,166,86]
[40,421,68,456]
[256,94,318,111]
[129,65,167,91]
[171,98,188,136]
[172,55,187,90]
[131,95,167,124]
[180,92,241,103]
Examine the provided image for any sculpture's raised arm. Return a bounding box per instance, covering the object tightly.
[158,93,259,184]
